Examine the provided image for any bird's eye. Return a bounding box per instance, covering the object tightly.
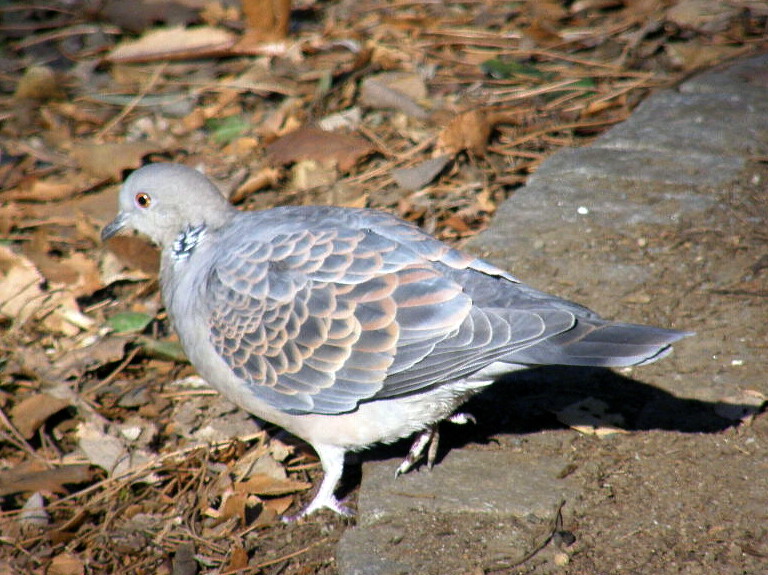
[135,193,151,208]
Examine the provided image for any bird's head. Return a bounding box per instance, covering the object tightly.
[101,163,236,247]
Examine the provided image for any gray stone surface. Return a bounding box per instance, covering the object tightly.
[356,451,575,525]
[337,53,768,575]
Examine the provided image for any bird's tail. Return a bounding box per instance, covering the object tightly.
[503,320,693,368]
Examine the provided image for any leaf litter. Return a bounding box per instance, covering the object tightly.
[0,0,765,573]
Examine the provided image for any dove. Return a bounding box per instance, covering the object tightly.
[102,163,691,518]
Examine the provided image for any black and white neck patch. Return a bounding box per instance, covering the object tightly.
[172,224,207,261]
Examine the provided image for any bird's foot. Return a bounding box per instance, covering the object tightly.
[395,413,477,477]
[282,493,355,523]
[395,427,437,477]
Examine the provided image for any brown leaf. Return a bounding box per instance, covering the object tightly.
[3,177,80,202]
[666,0,740,33]
[236,0,291,48]
[44,337,129,382]
[436,109,494,157]
[0,462,92,496]
[359,73,429,120]
[266,126,375,172]
[107,26,237,63]
[223,546,250,572]
[14,66,63,101]
[218,491,249,523]
[235,474,312,496]
[103,235,160,277]
[10,393,70,439]
[262,495,294,516]
[72,141,165,181]
[47,552,85,575]
[556,398,629,437]
[230,167,281,203]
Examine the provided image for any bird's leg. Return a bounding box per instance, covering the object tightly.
[283,443,353,521]
[395,412,476,477]
[395,427,436,477]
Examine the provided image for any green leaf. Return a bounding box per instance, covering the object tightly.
[206,115,250,145]
[480,59,553,80]
[107,312,154,334]
[137,337,188,363]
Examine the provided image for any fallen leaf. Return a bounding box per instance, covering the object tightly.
[223,546,250,572]
[107,26,237,63]
[76,421,158,480]
[436,109,494,157]
[266,126,376,172]
[106,311,154,334]
[235,474,312,496]
[391,155,451,191]
[137,336,188,362]
[205,115,251,145]
[715,390,766,424]
[10,393,70,439]
[556,398,629,437]
[102,235,160,278]
[665,42,745,72]
[359,73,429,120]
[3,177,80,202]
[666,0,740,33]
[0,462,92,496]
[236,0,291,47]
[291,159,338,191]
[230,167,281,203]
[72,141,165,181]
[14,65,63,101]
[44,337,129,381]
[47,552,85,575]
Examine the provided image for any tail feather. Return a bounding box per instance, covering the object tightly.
[503,320,693,368]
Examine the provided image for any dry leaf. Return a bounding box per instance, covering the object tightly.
[3,177,80,202]
[235,474,312,496]
[666,42,744,72]
[666,0,740,33]
[436,109,494,157]
[14,65,63,101]
[72,141,166,181]
[266,126,375,172]
[107,26,237,63]
[359,73,429,120]
[224,546,250,572]
[0,462,91,497]
[230,167,281,203]
[47,553,85,575]
[391,155,451,191]
[44,337,129,382]
[237,0,291,47]
[262,495,294,516]
[10,393,70,439]
[76,421,157,480]
[291,159,338,191]
[556,398,629,437]
[715,390,766,424]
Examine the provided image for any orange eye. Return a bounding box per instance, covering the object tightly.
[135,193,151,208]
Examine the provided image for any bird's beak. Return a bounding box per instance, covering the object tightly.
[101,212,128,241]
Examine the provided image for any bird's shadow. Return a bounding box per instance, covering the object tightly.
[354,366,759,481]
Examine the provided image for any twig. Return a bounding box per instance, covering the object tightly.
[486,499,567,573]
[95,63,167,139]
